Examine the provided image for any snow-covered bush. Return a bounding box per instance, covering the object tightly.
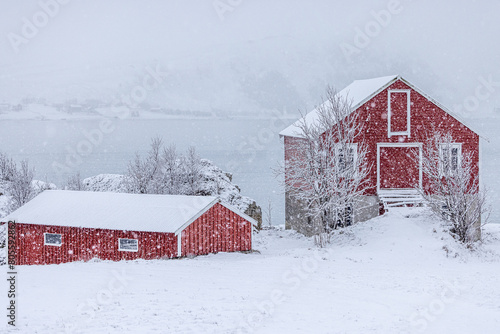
[417,132,489,244]
[197,159,256,214]
[277,87,372,246]
[0,154,56,215]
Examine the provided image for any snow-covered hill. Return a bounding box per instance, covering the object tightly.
[2,207,499,333]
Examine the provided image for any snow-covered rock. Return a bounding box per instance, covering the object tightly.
[198,159,260,218]
[78,161,262,224]
[32,179,57,192]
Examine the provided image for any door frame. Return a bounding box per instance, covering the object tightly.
[376,142,423,193]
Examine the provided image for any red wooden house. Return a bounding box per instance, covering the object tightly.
[280,75,482,232]
[2,190,255,265]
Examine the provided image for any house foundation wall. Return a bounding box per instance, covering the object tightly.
[285,192,380,237]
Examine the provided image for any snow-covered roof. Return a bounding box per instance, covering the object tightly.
[2,190,225,235]
[280,75,398,138]
[279,75,484,139]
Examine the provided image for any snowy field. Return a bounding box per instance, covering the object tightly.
[2,207,500,333]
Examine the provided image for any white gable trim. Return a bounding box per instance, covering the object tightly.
[173,198,257,236]
[173,199,257,255]
[281,75,487,141]
[396,77,488,141]
[218,202,258,226]
[173,197,219,236]
[387,89,411,137]
[279,75,399,138]
[348,76,399,117]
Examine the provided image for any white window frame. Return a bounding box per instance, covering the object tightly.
[439,143,462,176]
[388,89,411,137]
[335,143,358,174]
[44,233,62,247]
[118,238,139,252]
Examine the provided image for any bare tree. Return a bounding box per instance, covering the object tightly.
[183,146,202,195]
[418,132,488,244]
[125,137,164,194]
[65,171,84,190]
[8,160,35,213]
[278,87,372,246]
[0,152,15,183]
[162,144,183,194]
[124,138,204,197]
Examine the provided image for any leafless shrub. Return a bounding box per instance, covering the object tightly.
[65,171,84,190]
[277,86,372,247]
[124,137,203,196]
[7,160,36,213]
[417,132,489,244]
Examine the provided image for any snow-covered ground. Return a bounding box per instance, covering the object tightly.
[2,207,499,333]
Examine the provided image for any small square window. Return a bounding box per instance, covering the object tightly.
[44,233,62,246]
[118,238,138,252]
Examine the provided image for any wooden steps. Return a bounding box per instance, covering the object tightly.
[378,189,424,212]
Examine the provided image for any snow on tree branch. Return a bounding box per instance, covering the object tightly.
[416,131,489,244]
[277,86,373,246]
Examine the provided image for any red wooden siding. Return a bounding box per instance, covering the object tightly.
[389,90,409,133]
[283,78,480,196]
[12,223,177,265]
[8,201,253,265]
[379,146,419,189]
[181,203,252,257]
[355,79,479,193]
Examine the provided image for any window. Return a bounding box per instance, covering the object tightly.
[335,144,357,173]
[388,89,411,137]
[118,238,138,252]
[44,233,62,246]
[440,143,461,176]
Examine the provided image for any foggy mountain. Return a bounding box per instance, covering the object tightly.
[1,0,499,117]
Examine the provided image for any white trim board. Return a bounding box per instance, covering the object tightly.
[177,234,182,257]
[173,197,220,236]
[387,89,411,137]
[376,143,423,193]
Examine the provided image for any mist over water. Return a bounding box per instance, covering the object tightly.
[1,0,499,117]
[0,118,288,222]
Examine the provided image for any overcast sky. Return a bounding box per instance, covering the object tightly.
[1,0,499,117]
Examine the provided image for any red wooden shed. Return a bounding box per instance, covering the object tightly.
[2,190,255,265]
[280,75,484,232]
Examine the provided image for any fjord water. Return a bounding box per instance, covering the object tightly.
[1,117,498,225]
[0,117,287,223]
